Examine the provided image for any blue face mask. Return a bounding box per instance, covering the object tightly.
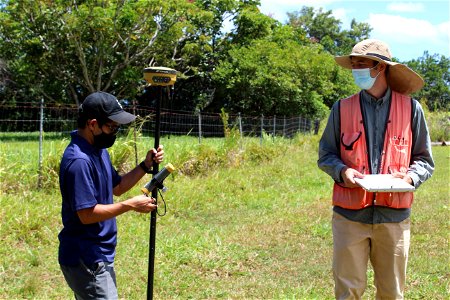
[352,66,380,90]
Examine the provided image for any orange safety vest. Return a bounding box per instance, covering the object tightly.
[332,91,414,209]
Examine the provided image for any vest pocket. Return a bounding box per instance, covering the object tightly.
[341,132,362,151]
[333,184,372,209]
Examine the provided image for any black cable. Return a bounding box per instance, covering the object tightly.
[156,189,167,217]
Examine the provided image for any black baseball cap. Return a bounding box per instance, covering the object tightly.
[80,91,136,124]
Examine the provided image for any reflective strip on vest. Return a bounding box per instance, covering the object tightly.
[332,91,414,209]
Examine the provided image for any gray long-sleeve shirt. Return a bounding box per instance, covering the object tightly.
[318,88,434,224]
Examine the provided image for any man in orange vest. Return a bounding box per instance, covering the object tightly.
[318,39,434,299]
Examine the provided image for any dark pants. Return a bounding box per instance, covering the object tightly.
[60,260,118,300]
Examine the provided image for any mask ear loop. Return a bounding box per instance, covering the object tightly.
[370,62,383,78]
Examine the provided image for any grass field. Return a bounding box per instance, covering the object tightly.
[0,132,448,299]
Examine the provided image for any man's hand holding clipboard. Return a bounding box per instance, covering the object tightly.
[354,174,415,192]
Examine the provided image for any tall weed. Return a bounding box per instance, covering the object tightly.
[427,111,449,142]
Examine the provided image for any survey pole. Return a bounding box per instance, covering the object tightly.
[142,67,177,300]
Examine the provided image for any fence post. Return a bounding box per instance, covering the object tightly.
[238,112,243,137]
[283,116,286,138]
[198,110,202,144]
[260,114,264,145]
[132,99,138,166]
[38,98,44,189]
[298,116,302,133]
[273,115,276,141]
[314,119,320,135]
[238,112,243,150]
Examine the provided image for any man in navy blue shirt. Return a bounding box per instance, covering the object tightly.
[59,91,164,299]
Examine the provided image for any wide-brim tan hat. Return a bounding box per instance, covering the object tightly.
[335,39,424,95]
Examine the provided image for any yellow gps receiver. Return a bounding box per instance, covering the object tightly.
[143,67,177,86]
[141,163,175,196]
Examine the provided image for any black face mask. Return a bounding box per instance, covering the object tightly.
[92,131,117,149]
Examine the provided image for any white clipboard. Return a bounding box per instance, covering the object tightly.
[354,174,415,192]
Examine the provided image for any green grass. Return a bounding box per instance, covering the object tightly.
[0,133,448,299]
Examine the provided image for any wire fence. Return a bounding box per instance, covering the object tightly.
[1,101,320,188]
[0,101,320,141]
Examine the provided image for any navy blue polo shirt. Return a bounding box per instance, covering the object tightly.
[58,131,122,266]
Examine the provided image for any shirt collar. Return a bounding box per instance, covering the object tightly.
[70,130,101,155]
[361,87,391,105]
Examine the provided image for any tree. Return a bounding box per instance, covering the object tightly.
[286,6,371,56]
[0,0,198,105]
[209,6,359,118]
[167,0,270,112]
[212,32,357,118]
[167,0,243,111]
[228,1,274,46]
[407,52,450,111]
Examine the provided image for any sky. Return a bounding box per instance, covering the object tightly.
[258,0,450,62]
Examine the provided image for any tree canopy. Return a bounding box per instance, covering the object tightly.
[212,30,357,118]
[0,0,204,105]
[0,1,448,116]
[407,52,450,111]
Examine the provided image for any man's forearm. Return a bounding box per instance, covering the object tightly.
[113,166,147,196]
[318,151,347,183]
[77,202,131,224]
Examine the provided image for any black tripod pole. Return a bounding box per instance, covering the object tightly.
[147,86,163,300]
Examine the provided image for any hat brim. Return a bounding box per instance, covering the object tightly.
[334,54,424,95]
[387,64,424,95]
[335,54,398,69]
[108,111,136,124]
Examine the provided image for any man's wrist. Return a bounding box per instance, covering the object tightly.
[139,161,152,173]
[338,166,348,183]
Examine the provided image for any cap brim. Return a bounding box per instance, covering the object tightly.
[108,111,136,124]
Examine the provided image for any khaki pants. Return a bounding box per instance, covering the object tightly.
[332,212,410,300]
